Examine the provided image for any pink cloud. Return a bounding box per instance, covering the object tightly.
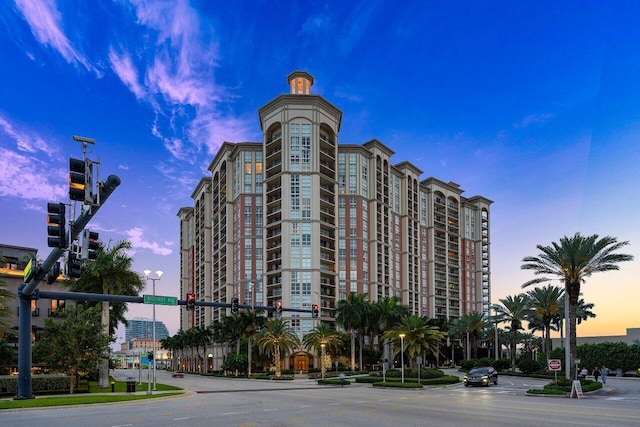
[125,227,173,256]
[109,48,146,100]
[15,0,99,75]
[0,147,66,201]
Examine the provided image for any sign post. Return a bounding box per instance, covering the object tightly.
[548,359,561,384]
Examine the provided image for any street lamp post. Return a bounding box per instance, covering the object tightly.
[399,333,405,383]
[321,343,326,379]
[144,269,163,392]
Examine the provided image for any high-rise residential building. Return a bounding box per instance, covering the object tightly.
[177,72,492,367]
[125,317,169,342]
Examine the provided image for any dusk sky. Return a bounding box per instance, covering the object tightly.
[2,1,639,343]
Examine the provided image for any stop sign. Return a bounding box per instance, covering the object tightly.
[548,359,562,371]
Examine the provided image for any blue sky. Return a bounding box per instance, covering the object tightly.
[2,1,639,340]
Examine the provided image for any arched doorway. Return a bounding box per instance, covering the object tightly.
[292,351,311,372]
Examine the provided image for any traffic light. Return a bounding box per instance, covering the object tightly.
[69,157,93,203]
[46,202,66,248]
[231,297,239,313]
[186,293,195,310]
[312,304,319,318]
[275,300,283,316]
[67,252,82,278]
[46,261,60,284]
[81,230,99,259]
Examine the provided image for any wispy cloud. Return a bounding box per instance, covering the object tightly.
[125,227,172,256]
[105,0,254,163]
[514,113,554,129]
[0,113,58,157]
[0,114,66,201]
[109,48,146,100]
[103,0,253,163]
[14,0,99,75]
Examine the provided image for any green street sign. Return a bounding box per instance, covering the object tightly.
[24,259,34,282]
[143,294,178,306]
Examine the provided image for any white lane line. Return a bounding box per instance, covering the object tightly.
[263,408,278,411]
[173,417,191,421]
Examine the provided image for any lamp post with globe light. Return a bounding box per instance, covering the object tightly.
[399,333,406,383]
[144,269,163,391]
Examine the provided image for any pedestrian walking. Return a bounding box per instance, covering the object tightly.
[580,367,588,379]
[601,366,609,384]
[339,373,346,386]
[592,367,600,382]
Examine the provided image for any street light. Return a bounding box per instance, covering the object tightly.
[399,333,405,383]
[144,269,163,392]
[321,343,326,379]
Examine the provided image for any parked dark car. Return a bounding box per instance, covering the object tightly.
[463,367,498,387]
[172,371,185,378]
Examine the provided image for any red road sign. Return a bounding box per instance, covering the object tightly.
[548,359,562,371]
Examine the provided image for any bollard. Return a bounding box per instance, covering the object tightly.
[111,382,115,392]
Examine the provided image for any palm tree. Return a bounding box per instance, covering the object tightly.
[456,312,486,359]
[335,293,370,371]
[382,314,447,366]
[521,233,632,379]
[303,323,343,375]
[188,325,211,373]
[493,294,532,372]
[374,297,410,362]
[67,239,145,388]
[238,310,267,375]
[255,318,300,377]
[159,335,176,370]
[526,284,564,356]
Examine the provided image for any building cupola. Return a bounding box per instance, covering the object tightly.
[287,70,314,94]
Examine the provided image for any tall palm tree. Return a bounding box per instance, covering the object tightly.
[188,325,211,373]
[526,284,564,356]
[374,297,410,362]
[335,293,369,371]
[521,233,632,379]
[456,312,486,359]
[382,314,447,366]
[255,318,300,377]
[302,323,343,375]
[67,239,145,388]
[493,294,532,372]
[238,310,267,375]
[159,335,176,370]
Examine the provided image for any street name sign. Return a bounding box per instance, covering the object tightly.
[143,294,177,306]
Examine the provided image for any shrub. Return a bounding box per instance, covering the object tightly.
[372,381,423,389]
[475,358,494,368]
[518,359,542,374]
[492,359,511,372]
[317,378,349,386]
[460,359,476,372]
[420,368,444,379]
[420,375,460,385]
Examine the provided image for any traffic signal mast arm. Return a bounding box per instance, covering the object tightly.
[21,174,121,297]
[180,298,313,314]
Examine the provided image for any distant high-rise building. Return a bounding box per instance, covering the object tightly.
[177,71,492,369]
[125,317,169,342]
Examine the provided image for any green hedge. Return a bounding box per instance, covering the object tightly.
[355,375,459,385]
[420,375,460,385]
[317,378,350,386]
[372,381,423,389]
[527,378,603,395]
[0,375,71,396]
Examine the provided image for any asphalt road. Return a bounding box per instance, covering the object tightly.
[1,369,639,427]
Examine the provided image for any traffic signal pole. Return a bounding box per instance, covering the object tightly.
[16,174,121,400]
